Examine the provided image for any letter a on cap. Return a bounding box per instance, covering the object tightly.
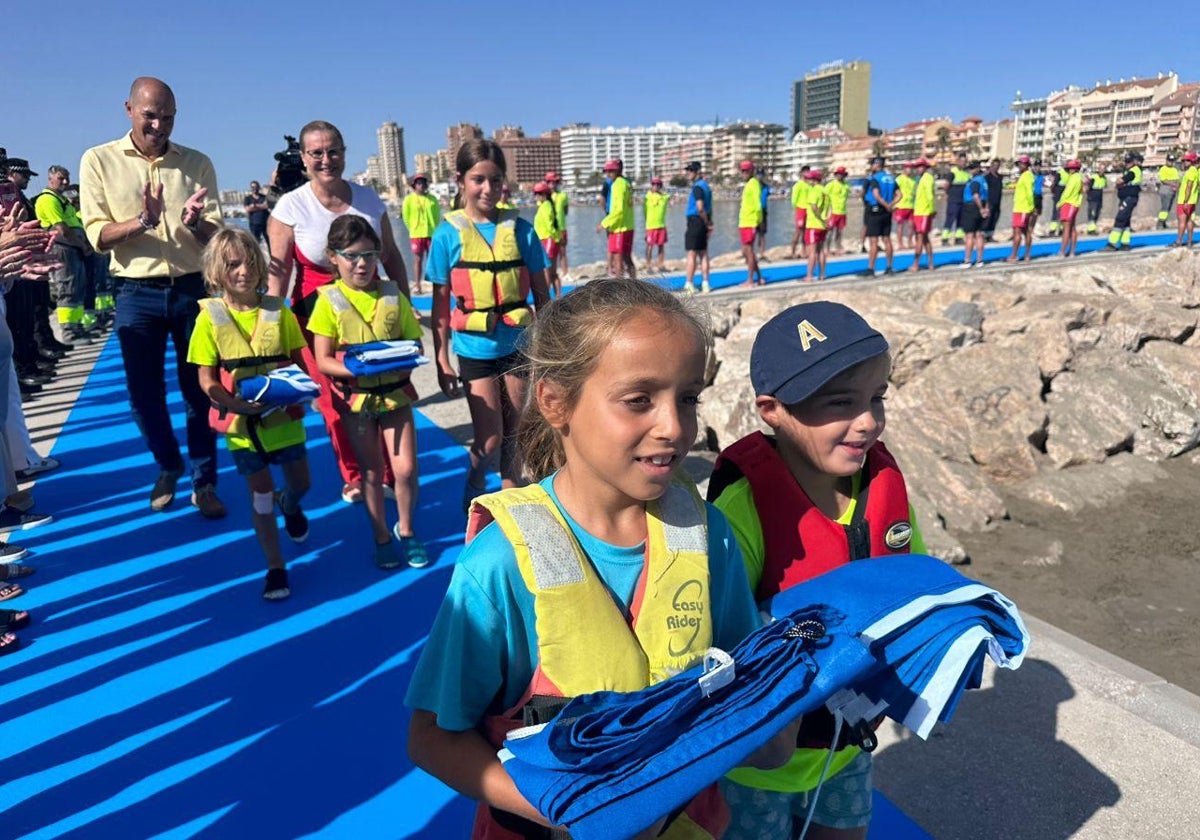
[796,320,828,352]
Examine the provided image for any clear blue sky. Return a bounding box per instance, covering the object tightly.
[7,1,1198,192]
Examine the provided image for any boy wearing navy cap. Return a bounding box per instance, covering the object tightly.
[707,301,925,840]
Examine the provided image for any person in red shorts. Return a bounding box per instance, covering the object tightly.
[825,166,849,255]
[545,171,569,280]
[788,164,810,258]
[893,161,916,248]
[909,158,937,272]
[738,160,764,285]
[1172,151,1199,248]
[597,159,636,279]
[1007,155,1036,263]
[1055,159,1083,258]
[643,176,669,271]
[803,169,830,281]
[401,173,440,295]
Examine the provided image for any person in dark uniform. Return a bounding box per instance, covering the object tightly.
[1104,153,1143,251]
[982,158,1003,242]
[1085,166,1106,235]
[243,181,270,247]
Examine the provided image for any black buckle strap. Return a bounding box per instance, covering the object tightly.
[219,354,290,373]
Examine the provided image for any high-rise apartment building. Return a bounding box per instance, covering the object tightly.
[446,122,484,166]
[492,126,562,187]
[1149,83,1200,164]
[1011,93,1048,160]
[1076,74,1179,165]
[558,122,716,184]
[778,127,850,179]
[711,122,787,181]
[376,121,406,191]
[790,61,871,137]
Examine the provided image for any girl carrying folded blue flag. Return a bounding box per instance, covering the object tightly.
[308,214,429,570]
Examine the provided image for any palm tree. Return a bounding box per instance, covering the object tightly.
[871,138,888,158]
[935,126,952,159]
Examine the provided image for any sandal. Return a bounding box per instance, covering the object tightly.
[2,608,29,630]
[393,528,431,569]
[0,583,24,602]
[0,631,19,655]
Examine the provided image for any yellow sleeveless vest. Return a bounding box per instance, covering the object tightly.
[199,296,297,437]
[316,280,408,411]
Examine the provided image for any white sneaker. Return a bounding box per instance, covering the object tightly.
[701,281,711,293]
[682,282,696,295]
[959,262,973,270]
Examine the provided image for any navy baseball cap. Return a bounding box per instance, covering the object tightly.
[750,302,889,404]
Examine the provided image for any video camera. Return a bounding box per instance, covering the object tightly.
[271,135,306,196]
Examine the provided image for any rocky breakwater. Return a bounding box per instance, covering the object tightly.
[697,248,1200,564]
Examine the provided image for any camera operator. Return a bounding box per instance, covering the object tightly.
[269,135,306,196]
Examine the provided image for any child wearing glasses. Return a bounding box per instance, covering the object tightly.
[308,215,429,570]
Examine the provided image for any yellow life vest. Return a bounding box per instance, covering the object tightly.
[445,208,532,334]
[199,296,301,438]
[316,280,409,411]
[470,481,714,694]
[469,481,725,840]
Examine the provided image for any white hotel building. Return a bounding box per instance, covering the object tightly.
[558,122,716,185]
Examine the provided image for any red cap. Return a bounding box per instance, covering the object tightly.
[1065,159,1081,170]
[410,173,429,184]
[544,171,560,182]
[914,158,930,167]
[532,181,551,195]
[739,160,754,171]
[833,166,847,176]
[650,176,663,185]
[602,159,620,172]
[805,169,822,180]
[1017,155,1032,165]
[1184,152,1199,163]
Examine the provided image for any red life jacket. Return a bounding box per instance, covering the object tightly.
[710,432,912,602]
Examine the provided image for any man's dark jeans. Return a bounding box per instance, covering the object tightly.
[113,272,216,487]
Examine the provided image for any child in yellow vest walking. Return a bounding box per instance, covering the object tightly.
[189,228,311,600]
[309,215,429,570]
[803,169,830,281]
[643,177,670,272]
[406,279,798,839]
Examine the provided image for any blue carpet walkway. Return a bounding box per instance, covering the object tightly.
[1,338,932,837]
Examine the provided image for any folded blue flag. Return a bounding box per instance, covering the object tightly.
[499,555,1029,840]
[342,340,430,377]
[236,364,320,406]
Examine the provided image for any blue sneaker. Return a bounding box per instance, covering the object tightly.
[393,524,431,569]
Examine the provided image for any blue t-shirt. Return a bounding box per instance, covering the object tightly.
[967,174,988,204]
[760,183,771,209]
[405,474,762,732]
[1033,174,1045,198]
[687,179,712,217]
[427,215,548,361]
[866,170,897,206]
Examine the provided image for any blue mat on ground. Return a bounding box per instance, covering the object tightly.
[409,231,1177,311]
[0,336,931,839]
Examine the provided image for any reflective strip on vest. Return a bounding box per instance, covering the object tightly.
[445,209,533,334]
[467,482,712,696]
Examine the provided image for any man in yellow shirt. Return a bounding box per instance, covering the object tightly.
[401,173,440,295]
[34,165,91,339]
[643,176,669,272]
[1007,155,1037,263]
[825,166,850,255]
[738,160,763,285]
[1171,151,1199,248]
[1055,159,1084,258]
[803,169,830,280]
[788,165,810,259]
[597,159,636,279]
[909,158,937,272]
[546,171,570,281]
[893,161,916,249]
[79,76,226,517]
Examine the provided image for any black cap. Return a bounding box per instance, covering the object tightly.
[870,156,885,166]
[6,158,37,177]
[968,160,982,170]
[750,302,889,404]
[684,161,702,172]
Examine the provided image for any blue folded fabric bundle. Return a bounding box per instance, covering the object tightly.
[342,340,430,377]
[499,555,1028,840]
[236,364,320,406]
